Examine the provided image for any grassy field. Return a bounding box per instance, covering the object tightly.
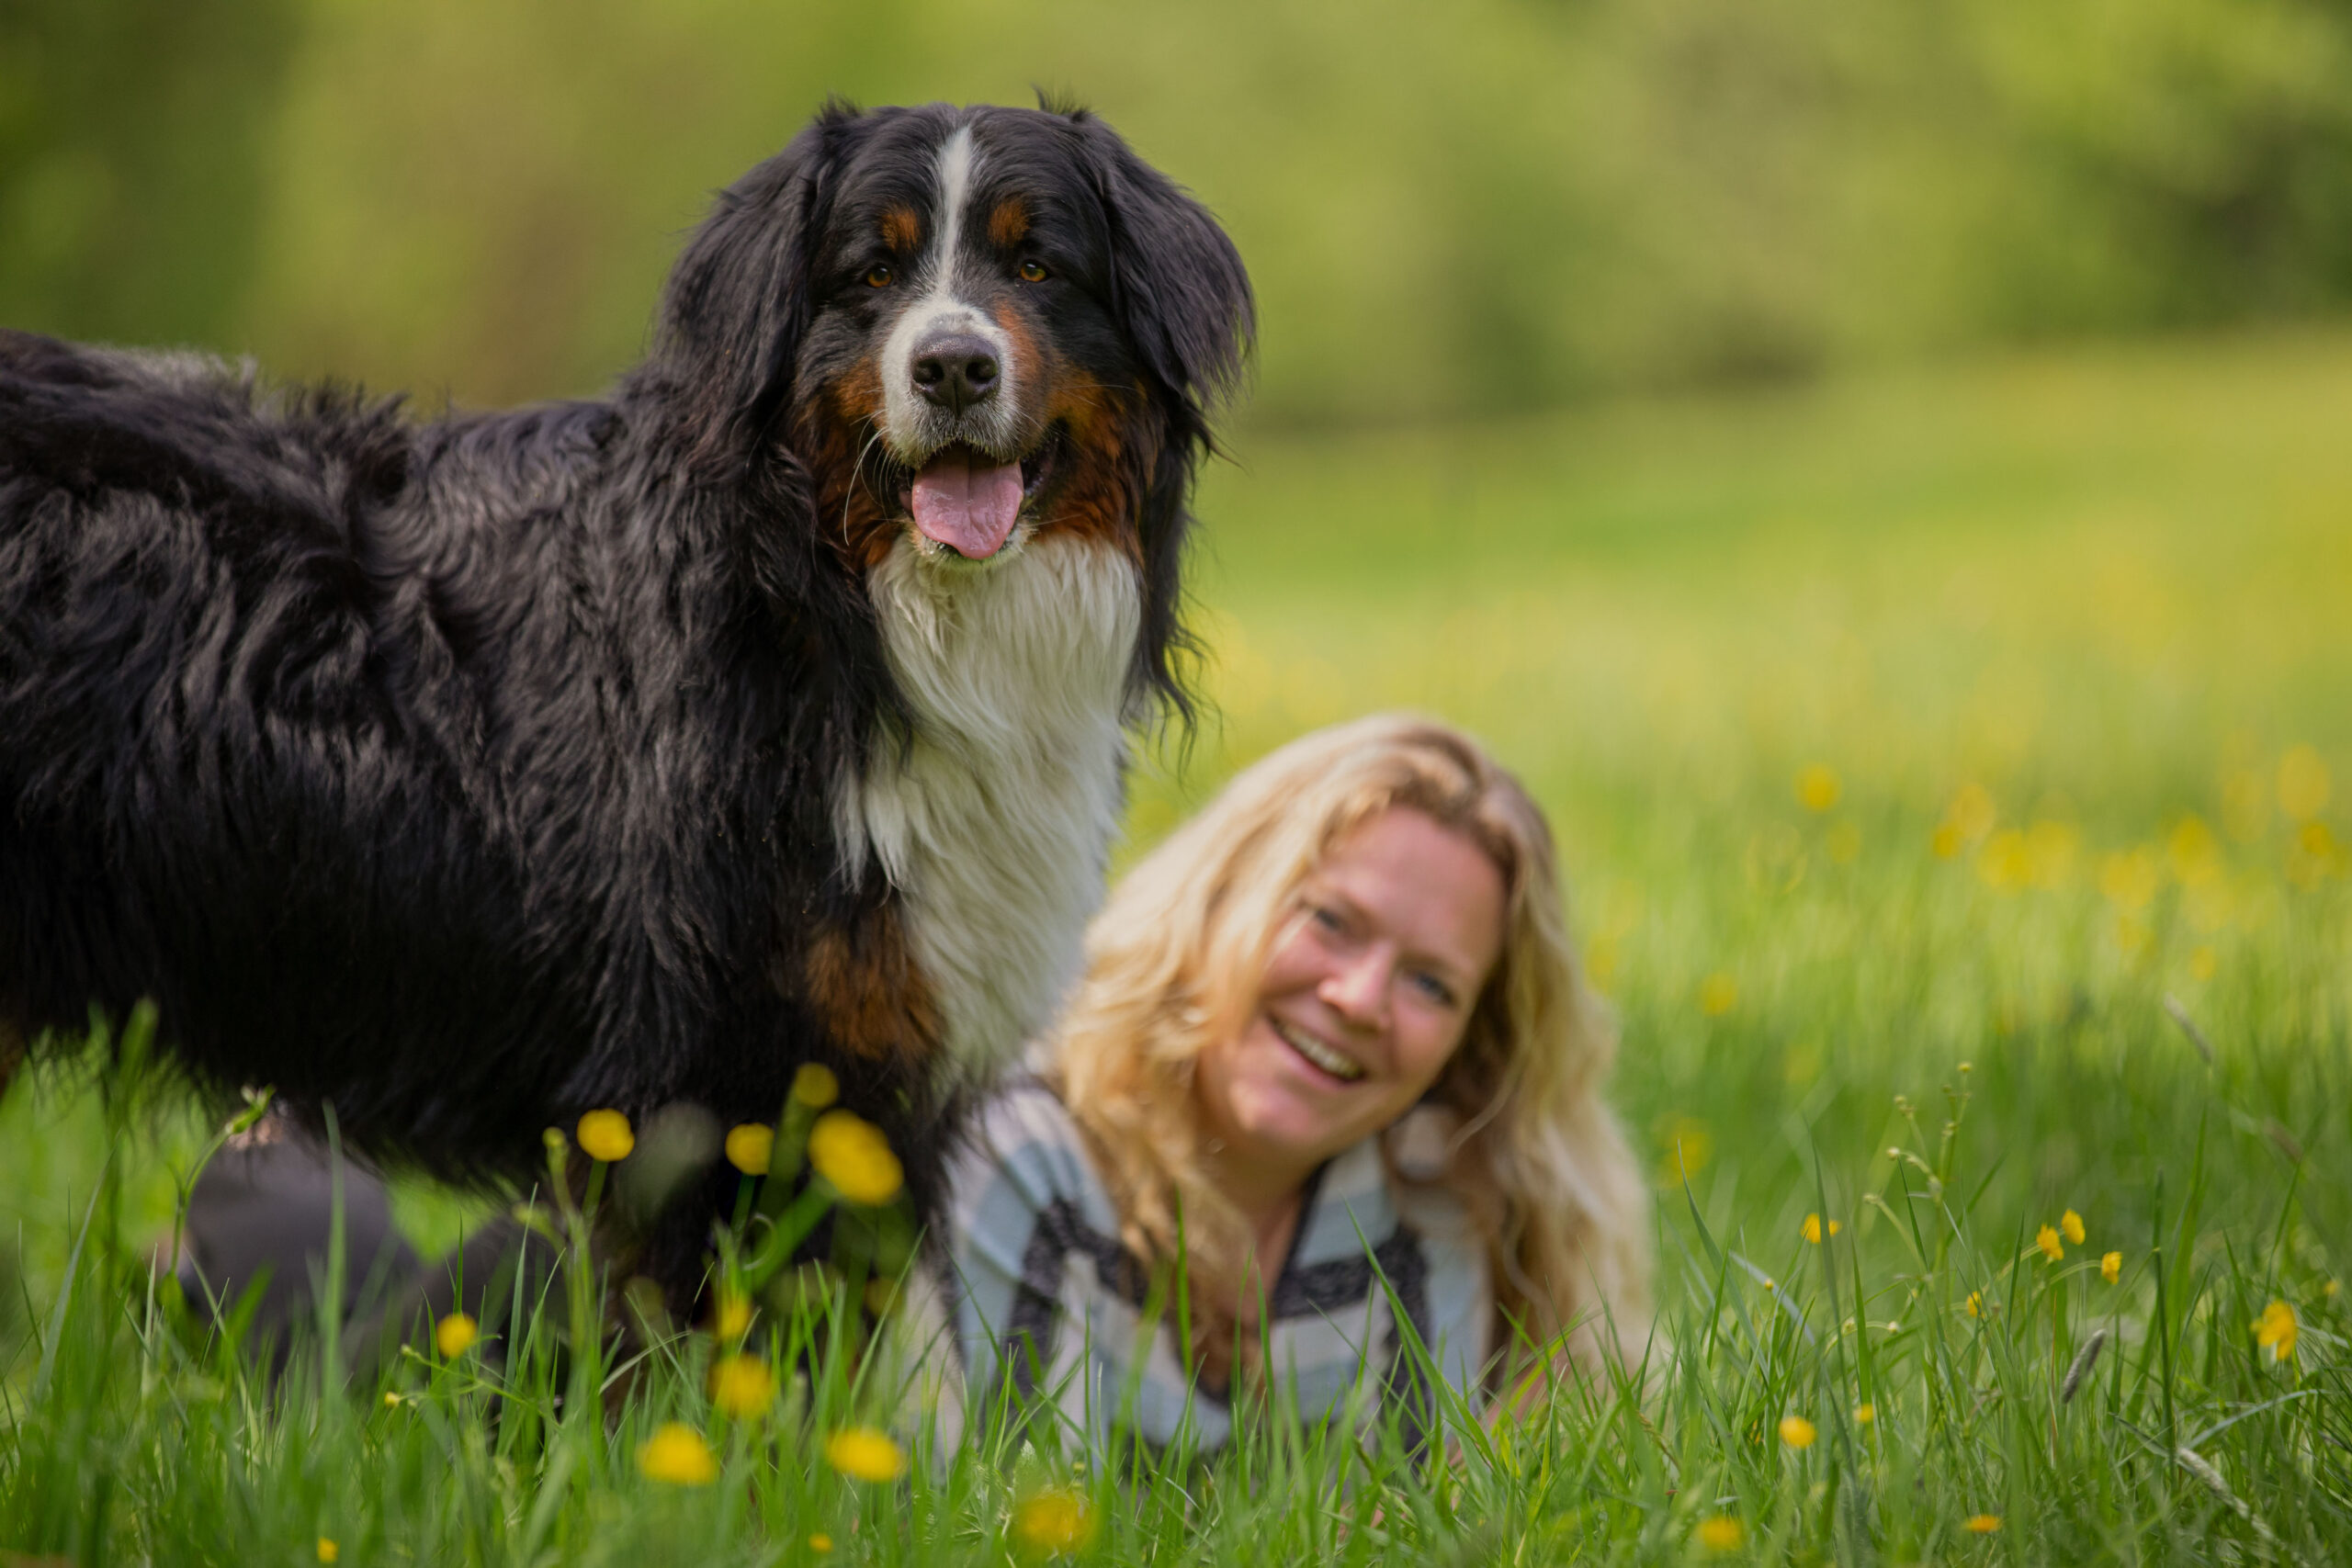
[4,329,2349,1562]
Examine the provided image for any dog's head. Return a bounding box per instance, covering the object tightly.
[656,99,1253,714]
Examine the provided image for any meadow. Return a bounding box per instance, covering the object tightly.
[3,328,2348,1563]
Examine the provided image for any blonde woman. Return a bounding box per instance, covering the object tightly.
[927,714,1650,1453]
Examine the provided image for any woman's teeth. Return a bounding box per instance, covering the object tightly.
[1273,1020,1365,1082]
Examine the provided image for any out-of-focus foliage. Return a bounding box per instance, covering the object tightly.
[8,0,2352,421]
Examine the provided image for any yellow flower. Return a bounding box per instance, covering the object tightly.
[2036,1224,2064,1263]
[382,1390,402,1407]
[576,1109,634,1163]
[825,1425,908,1483]
[1977,829,2032,891]
[1802,1213,1842,1244]
[1695,1515,1745,1551]
[2253,1299,2299,1362]
[1853,1402,1875,1426]
[435,1312,479,1359]
[638,1421,719,1486]
[2188,945,2218,981]
[710,1354,778,1419]
[2278,744,2332,820]
[2100,848,2161,913]
[2325,1280,2340,1299]
[1966,1292,1983,1319]
[1796,764,1841,813]
[2062,1210,2086,1246]
[809,1534,833,1553]
[725,1122,775,1176]
[1778,1415,1816,1450]
[317,1539,339,1563]
[1698,973,1738,1017]
[2101,1251,2122,1284]
[808,1110,904,1206]
[713,1289,752,1342]
[1930,821,1965,859]
[1945,782,1996,842]
[1965,1514,2003,1534]
[1012,1487,1096,1555]
[791,1062,840,1109]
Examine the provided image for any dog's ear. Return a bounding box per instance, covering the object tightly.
[656,100,868,476]
[1066,110,1255,443]
[1058,109,1253,729]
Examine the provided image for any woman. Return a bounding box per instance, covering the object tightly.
[922,714,1650,1454]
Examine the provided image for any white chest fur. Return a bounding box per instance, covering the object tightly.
[833,531,1141,1071]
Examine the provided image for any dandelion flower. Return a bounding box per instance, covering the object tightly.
[1966,1292,1983,1319]
[1012,1488,1096,1555]
[1965,1515,2002,1534]
[1778,1415,1816,1450]
[576,1109,634,1163]
[809,1534,833,1553]
[1698,973,1738,1017]
[435,1312,479,1359]
[826,1425,908,1483]
[2253,1299,2298,1362]
[1801,1213,1842,1244]
[1796,764,1841,813]
[2189,945,2218,981]
[2278,744,2332,820]
[725,1122,775,1176]
[2062,1210,2086,1246]
[638,1421,718,1486]
[2036,1225,2064,1263]
[1853,1402,1875,1426]
[317,1539,339,1563]
[791,1062,840,1109]
[808,1110,904,1206]
[2101,1251,2121,1284]
[1695,1516,1745,1551]
[709,1354,777,1419]
[713,1288,752,1342]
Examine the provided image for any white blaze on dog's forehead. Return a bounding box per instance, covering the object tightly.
[879,121,1018,463]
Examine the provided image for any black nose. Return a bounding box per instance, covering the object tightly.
[910,333,1001,413]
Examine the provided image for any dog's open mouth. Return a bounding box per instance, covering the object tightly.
[900,434,1059,561]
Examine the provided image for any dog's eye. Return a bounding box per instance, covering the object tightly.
[1018,259,1048,283]
[865,265,895,288]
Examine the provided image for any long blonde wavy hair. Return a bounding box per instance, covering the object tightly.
[1047,713,1651,1375]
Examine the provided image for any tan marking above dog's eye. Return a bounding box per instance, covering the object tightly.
[865,264,895,288]
[1018,259,1048,283]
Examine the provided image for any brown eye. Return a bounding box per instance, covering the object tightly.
[1018,259,1048,283]
[865,264,895,288]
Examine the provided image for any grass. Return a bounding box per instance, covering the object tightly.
[5,327,2350,1563]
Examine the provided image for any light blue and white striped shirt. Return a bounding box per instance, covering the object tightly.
[920,1077,1494,1456]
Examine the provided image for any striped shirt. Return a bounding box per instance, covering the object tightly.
[919,1077,1493,1456]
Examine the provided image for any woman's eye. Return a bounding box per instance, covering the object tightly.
[1308,904,1344,932]
[1018,259,1048,283]
[865,264,895,288]
[1408,970,1459,1008]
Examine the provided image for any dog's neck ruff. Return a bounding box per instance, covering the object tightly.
[835,531,1140,1074]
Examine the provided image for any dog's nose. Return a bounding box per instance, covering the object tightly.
[910,333,1001,413]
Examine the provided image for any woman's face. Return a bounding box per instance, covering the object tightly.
[1196,807,1508,1187]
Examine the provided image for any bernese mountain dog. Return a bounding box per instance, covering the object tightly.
[0,99,1252,1301]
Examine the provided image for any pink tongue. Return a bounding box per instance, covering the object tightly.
[910,450,1023,559]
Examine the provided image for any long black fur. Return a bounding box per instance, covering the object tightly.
[0,99,1251,1297]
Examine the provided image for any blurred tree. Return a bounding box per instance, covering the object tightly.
[6,0,2352,422]
[0,0,303,350]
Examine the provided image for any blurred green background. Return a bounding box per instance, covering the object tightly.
[11,0,2352,421]
[5,1,2348,1303]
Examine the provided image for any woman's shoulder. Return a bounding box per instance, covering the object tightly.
[948,1075,1119,1231]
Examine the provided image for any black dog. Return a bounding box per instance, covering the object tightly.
[0,99,1250,1299]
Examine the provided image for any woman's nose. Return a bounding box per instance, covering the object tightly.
[1319,948,1392,1027]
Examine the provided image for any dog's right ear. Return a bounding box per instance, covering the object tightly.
[656,100,867,477]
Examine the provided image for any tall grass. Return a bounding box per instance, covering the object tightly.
[4,332,2348,1562]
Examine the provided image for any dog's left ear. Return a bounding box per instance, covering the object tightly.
[1068,112,1255,441]
[656,101,869,476]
